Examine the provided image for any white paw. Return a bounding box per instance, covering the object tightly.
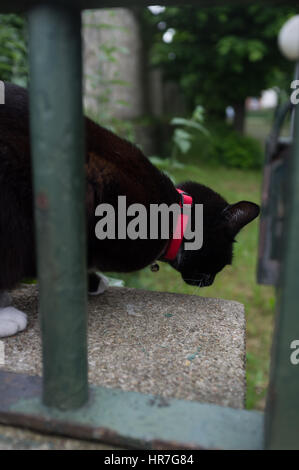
[88,273,109,296]
[0,307,28,338]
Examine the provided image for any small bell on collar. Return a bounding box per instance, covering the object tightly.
[150,263,160,273]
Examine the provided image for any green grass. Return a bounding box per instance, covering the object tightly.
[246,107,291,146]
[246,109,274,146]
[108,161,275,410]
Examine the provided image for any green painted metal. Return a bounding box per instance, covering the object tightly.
[28,4,88,410]
[257,102,292,286]
[265,75,299,449]
[0,371,264,450]
[0,0,295,14]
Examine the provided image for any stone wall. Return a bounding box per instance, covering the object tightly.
[82,8,186,156]
[83,8,145,121]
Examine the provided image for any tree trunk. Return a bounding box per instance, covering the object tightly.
[233,101,246,135]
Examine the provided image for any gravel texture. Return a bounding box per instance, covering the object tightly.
[1,284,246,409]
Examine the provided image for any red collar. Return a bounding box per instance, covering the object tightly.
[163,189,193,261]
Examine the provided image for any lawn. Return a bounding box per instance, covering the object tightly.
[108,160,275,410]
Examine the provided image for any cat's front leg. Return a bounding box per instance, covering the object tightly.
[88,272,109,296]
[0,292,28,338]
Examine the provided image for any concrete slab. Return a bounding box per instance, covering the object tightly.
[0,284,246,409]
[0,424,122,450]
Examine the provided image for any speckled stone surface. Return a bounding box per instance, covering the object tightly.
[0,284,246,410]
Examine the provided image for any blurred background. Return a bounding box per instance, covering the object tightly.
[0,3,297,410]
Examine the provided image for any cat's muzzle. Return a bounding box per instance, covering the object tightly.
[183,273,215,287]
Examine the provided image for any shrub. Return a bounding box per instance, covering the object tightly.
[188,122,264,170]
[170,105,209,159]
[211,127,264,169]
[0,14,28,85]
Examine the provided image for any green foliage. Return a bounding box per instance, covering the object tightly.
[144,5,296,118]
[169,105,263,169]
[204,124,264,170]
[171,105,209,158]
[149,156,184,183]
[172,128,192,155]
[0,14,28,85]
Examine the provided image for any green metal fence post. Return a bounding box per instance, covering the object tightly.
[265,74,299,449]
[28,4,88,410]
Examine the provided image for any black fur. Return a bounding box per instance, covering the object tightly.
[0,83,260,291]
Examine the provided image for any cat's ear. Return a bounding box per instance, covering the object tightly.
[223,201,260,237]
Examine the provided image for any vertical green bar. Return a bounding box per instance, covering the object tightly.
[265,100,299,448]
[28,4,88,409]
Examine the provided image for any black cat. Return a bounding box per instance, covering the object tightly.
[0,82,259,337]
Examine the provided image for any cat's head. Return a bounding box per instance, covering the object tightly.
[168,181,260,287]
